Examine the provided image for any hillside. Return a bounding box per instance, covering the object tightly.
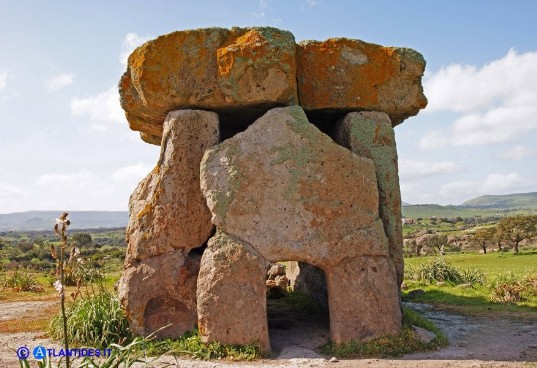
[462,192,537,209]
[402,192,537,218]
[0,211,128,231]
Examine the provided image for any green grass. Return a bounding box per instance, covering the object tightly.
[49,288,131,347]
[142,329,267,360]
[321,307,447,358]
[406,251,537,279]
[403,252,537,313]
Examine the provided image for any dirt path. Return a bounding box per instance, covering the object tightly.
[1,300,535,367]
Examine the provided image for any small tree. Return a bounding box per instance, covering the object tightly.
[472,227,496,254]
[420,234,448,255]
[72,232,93,246]
[497,215,537,254]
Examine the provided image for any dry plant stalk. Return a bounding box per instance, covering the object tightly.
[52,212,72,368]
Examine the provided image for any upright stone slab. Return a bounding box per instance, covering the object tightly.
[326,255,402,342]
[120,27,297,144]
[200,106,401,343]
[297,38,427,125]
[335,111,404,285]
[197,231,269,349]
[118,249,200,338]
[125,110,219,262]
[119,109,219,338]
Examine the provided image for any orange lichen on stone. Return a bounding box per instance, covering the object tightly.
[298,39,399,108]
[297,38,427,126]
[119,27,298,144]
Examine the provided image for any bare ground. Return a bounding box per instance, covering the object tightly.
[0,300,535,368]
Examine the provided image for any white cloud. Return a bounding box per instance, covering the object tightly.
[498,145,534,160]
[424,49,537,113]
[480,173,526,193]
[420,49,537,150]
[71,86,125,126]
[31,165,152,211]
[120,33,151,66]
[439,180,478,199]
[0,181,22,197]
[420,105,537,148]
[44,73,74,92]
[399,159,459,180]
[439,173,534,203]
[0,69,8,91]
[419,131,450,149]
[112,163,152,181]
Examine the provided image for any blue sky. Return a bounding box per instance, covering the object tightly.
[1,0,536,213]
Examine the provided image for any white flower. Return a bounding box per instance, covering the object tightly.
[77,257,85,264]
[53,280,63,293]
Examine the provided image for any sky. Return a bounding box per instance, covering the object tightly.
[0,0,536,213]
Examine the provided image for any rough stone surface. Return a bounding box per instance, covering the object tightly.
[201,106,388,267]
[326,255,401,342]
[118,249,200,338]
[119,27,297,144]
[197,231,270,349]
[297,38,427,125]
[335,111,404,285]
[200,106,401,343]
[125,110,219,262]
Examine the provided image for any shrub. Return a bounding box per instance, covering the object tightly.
[1,269,44,292]
[50,287,131,347]
[405,258,485,286]
[490,273,537,303]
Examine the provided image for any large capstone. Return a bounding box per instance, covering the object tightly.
[120,27,297,144]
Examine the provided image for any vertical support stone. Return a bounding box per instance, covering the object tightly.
[119,249,200,338]
[335,111,404,286]
[326,256,402,343]
[125,109,220,262]
[119,109,219,338]
[197,231,270,350]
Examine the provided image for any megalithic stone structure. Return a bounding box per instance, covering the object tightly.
[117,26,427,349]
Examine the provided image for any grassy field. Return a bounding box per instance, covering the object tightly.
[403,250,537,314]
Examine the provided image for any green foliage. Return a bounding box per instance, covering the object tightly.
[1,269,44,292]
[321,307,447,358]
[72,233,93,246]
[142,329,266,360]
[404,252,537,311]
[405,258,485,285]
[497,215,537,253]
[284,290,323,315]
[49,286,131,347]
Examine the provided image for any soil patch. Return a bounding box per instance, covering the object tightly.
[1,300,535,367]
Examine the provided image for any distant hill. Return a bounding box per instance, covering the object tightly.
[0,211,128,231]
[402,192,537,219]
[461,192,537,209]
